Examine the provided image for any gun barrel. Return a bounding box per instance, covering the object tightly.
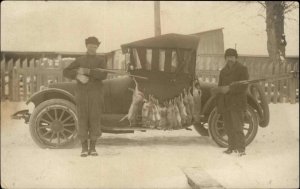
[94,68,148,80]
[232,72,296,85]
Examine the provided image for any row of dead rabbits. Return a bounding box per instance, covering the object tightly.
[121,78,202,130]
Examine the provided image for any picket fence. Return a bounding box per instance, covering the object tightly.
[0,52,298,103]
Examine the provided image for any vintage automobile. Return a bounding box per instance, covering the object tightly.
[12,33,269,149]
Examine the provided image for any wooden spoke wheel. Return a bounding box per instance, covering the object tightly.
[208,106,258,148]
[29,99,78,149]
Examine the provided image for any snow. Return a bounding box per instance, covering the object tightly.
[1,101,299,188]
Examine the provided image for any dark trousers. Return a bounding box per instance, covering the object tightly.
[222,110,245,151]
[76,86,103,142]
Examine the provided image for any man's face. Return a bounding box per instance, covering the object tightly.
[86,44,99,55]
[225,56,237,64]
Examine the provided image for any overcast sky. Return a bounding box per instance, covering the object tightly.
[1,1,299,55]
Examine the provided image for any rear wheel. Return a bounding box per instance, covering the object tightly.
[208,106,258,148]
[29,99,78,149]
[194,111,216,137]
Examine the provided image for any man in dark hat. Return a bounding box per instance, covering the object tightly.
[212,48,249,156]
[63,36,107,157]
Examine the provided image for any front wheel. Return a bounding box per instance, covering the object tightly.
[29,99,78,149]
[208,106,258,148]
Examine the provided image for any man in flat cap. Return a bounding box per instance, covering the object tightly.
[212,48,249,156]
[63,36,107,157]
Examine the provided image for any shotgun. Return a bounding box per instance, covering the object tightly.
[231,71,298,85]
[211,71,298,95]
[94,68,148,80]
[76,68,148,84]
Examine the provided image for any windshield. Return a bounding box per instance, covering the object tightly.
[128,48,194,74]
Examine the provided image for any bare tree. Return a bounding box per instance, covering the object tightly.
[258,1,299,74]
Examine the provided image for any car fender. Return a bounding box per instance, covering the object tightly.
[246,94,264,124]
[26,88,76,107]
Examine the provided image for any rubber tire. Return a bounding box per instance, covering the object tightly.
[29,99,78,149]
[208,106,259,148]
[193,123,209,136]
[249,83,269,127]
[194,110,217,137]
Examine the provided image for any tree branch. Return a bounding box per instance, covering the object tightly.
[285,16,297,22]
[284,2,299,14]
[257,13,266,19]
[284,7,298,14]
[284,2,296,10]
[257,1,266,8]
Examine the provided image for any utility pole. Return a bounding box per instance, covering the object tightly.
[154,1,161,36]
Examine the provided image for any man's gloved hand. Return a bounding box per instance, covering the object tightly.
[77,67,90,75]
[76,74,89,84]
[211,86,230,95]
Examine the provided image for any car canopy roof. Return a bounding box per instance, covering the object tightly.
[121,33,200,53]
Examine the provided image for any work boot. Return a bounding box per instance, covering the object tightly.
[223,148,236,154]
[88,140,98,156]
[80,140,88,157]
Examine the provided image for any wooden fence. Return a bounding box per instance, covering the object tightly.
[1,52,298,104]
[1,54,69,101]
[0,51,126,102]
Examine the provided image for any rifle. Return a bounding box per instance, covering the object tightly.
[76,68,148,84]
[231,71,298,85]
[211,71,298,95]
[94,68,148,80]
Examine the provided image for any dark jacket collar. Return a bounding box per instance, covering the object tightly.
[86,52,97,57]
[223,61,240,75]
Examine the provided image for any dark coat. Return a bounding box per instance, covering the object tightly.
[63,54,107,141]
[63,54,107,87]
[217,61,249,113]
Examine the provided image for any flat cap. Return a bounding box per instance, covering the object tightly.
[224,48,238,58]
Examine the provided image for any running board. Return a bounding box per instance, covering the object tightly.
[102,128,135,134]
[102,125,193,133]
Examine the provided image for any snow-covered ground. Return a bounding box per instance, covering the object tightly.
[1,101,299,189]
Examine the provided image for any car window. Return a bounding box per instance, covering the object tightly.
[130,48,179,72]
